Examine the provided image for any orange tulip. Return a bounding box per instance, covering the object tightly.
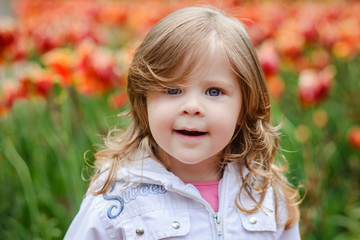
[332,18,360,60]
[74,73,103,96]
[109,92,128,109]
[98,2,128,26]
[348,127,360,150]
[311,48,330,70]
[0,100,7,117]
[42,48,74,87]
[275,20,305,58]
[266,75,285,100]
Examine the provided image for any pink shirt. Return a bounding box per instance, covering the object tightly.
[188,180,220,212]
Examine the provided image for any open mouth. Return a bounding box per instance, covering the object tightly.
[175,129,207,137]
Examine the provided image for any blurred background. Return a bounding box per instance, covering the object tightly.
[0,0,359,239]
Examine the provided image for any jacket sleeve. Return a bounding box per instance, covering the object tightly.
[279,222,301,240]
[64,195,114,240]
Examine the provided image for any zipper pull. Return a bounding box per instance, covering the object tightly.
[213,212,223,237]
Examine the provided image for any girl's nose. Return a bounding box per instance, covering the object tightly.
[180,94,204,116]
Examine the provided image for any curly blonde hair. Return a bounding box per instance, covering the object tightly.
[90,6,300,229]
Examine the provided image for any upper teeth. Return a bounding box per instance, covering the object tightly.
[178,130,205,136]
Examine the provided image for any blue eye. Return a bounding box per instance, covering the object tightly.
[166,88,182,95]
[206,88,222,96]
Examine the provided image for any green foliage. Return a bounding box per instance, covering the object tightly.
[271,55,360,239]
[0,58,359,240]
[0,87,128,239]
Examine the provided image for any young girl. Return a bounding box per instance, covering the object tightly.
[65,6,300,239]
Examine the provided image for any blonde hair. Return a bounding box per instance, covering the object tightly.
[90,6,300,229]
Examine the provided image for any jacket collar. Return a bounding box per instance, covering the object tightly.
[117,151,242,184]
[95,150,274,214]
[114,151,185,187]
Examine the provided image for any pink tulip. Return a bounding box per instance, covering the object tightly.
[298,66,335,107]
[257,41,280,77]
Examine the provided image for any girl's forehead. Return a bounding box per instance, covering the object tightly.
[177,36,219,60]
[179,44,232,76]
[163,49,235,90]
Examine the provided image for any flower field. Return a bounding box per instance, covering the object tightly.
[0,0,359,239]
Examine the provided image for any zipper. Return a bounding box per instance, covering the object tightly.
[167,184,223,239]
[213,212,223,238]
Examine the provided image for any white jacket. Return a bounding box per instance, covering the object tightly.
[65,153,300,240]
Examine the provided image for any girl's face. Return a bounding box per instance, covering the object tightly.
[146,48,241,181]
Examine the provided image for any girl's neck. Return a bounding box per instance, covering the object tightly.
[167,157,223,183]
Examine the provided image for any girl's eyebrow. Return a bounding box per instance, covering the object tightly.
[202,78,235,89]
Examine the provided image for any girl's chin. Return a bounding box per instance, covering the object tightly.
[168,154,220,166]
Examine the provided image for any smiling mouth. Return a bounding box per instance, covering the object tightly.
[175,130,207,136]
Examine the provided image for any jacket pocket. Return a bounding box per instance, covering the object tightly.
[121,209,190,239]
[240,209,277,232]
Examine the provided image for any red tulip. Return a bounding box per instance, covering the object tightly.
[0,18,17,59]
[317,21,338,49]
[30,17,68,53]
[1,80,28,110]
[10,29,28,61]
[300,17,318,44]
[67,17,99,45]
[297,3,321,43]
[89,47,117,85]
[33,71,55,97]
